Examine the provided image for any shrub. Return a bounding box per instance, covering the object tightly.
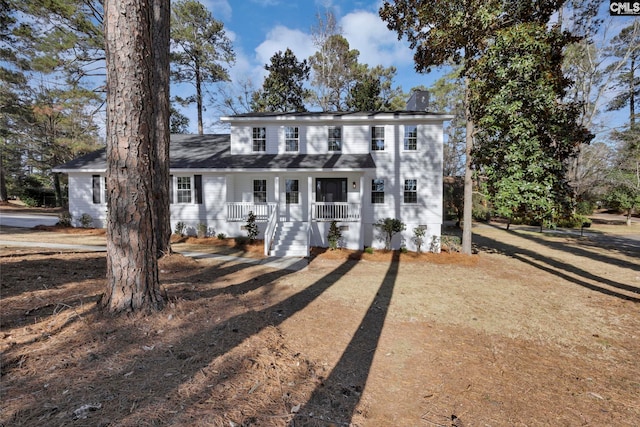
[79,213,94,228]
[327,220,342,250]
[364,246,374,254]
[175,221,186,236]
[217,232,226,240]
[197,223,208,238]
[57,212,73,227]
[557,214,591,229]
[373,218,406,250]
[412,225,427,253]
[441,235,461,253]
[245,211,259,242]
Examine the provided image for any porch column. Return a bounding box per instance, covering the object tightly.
[359,175,365,249]
[274,175,280,219]
[307,175,313,223]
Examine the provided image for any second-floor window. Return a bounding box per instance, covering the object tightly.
[286,179,299,204]
[371,126,385,151]
[372,179,385,204]
[285,126,299,152]
[328,126,341,151]
[404,125,417,151]
[252,127,266,152]
[253,179,267,202]
[404,179,418,204]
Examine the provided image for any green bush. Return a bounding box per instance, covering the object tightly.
[197,223,208,238]
[79,213,94,228]
[557,214,591,229]
[327,220,342,250]
[364,246,374,254]
[245,211,259,242]
[217,233,226,240]
[412,225,427,253]
[175,222,186,236]
[373,218,406,250]
[57,212,73,227]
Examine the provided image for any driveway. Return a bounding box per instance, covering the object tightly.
[0,212,59,228]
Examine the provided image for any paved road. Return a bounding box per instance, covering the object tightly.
[0,212,59,228]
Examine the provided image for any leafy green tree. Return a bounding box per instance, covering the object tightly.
[170,0,234,134]
[170,105,190,133]
[605,126,640,225]
[346,74,382,111]
[469,23,593,227]
[605,21,640,128]
[251,48,311,112]
[380,0,572,253]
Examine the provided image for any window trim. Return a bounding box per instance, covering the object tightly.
[171,175,203,205]
[371,178,385,204]
[252,127,266,152]
[328,126,342,152]
[403,125,418,151]
[284,126,299,152]
[285,179,299,204]
[371,126,385,151]
[404,179,418,204]
[253,179,267,203]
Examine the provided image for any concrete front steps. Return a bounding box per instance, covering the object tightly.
[269,221,309,257]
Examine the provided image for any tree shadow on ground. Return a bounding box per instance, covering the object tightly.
[1,258,361,426]
[474,227,639,302]
[290,251,400,426]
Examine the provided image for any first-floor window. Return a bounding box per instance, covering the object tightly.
[285,179,299,204]
[92,175,102,204]
[254,179,267,202]
[177,176,192,203]
[404,179,417,204]
[371,179,385,204]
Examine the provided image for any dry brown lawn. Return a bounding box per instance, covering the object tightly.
[1,204,639,426]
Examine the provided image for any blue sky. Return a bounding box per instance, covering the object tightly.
[177,0,636,138]
[176,0,442,132]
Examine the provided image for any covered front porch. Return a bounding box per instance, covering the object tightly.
[223,174,366,256]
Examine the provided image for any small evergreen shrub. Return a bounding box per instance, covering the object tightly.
[217,233,226,240]
[197,223,208,238]
[364,246,374,254]
[412,225,427,253]
[175,221,186,236]
[57,212,73,227]
[327,220,342,250]
[245,211,259,242]
[79,213,94,228]
[374,218,406,250]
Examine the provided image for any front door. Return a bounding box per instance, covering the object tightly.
[316,178,347,203]
[282,177,304,221]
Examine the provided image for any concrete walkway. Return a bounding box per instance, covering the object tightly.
[0,240,309,272]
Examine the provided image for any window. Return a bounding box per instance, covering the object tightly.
[253,179,267,202]
[404,125,417,151]
[404,179,417,204]
[371,179,385,204]
[285,126,299,152]
[92,175,102,204]
[285,179,299,204]
[328,126,341,151]
[252,127,266,152]
[177,176,192,203]
[371,126,385,151]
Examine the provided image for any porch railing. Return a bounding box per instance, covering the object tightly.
[264,204,278,256]
[226,202,276,222]
[312,202,360,222]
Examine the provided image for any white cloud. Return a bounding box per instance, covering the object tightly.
[200,0,232,21]
[341,10,413,68]
[253,25,316,80]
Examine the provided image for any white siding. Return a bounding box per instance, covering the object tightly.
[67,173,108,228]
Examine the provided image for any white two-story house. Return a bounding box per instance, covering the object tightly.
[54,100,451,256]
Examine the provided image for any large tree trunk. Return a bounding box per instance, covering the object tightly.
[152,0,172,257]
[102,0,166,313]
[461,77,474,255]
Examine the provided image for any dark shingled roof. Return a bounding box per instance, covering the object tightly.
[54,134,376,172]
